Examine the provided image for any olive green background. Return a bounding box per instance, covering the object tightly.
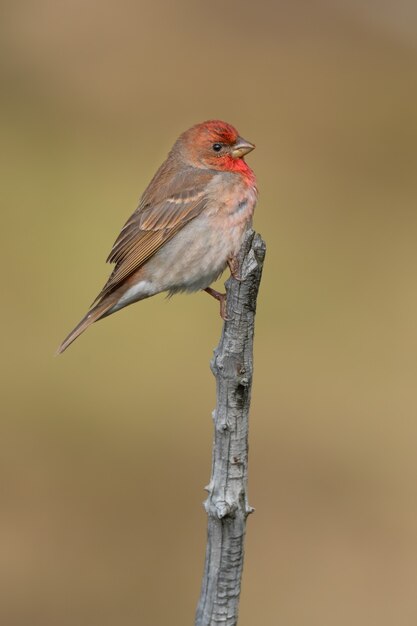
[1,1,417,624]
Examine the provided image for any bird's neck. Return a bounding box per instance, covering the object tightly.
[223,156,256,186]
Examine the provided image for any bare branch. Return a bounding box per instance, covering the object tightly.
[195,230,266,626]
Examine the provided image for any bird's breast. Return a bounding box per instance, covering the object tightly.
[207,172,257,236]
[134,173,257,295]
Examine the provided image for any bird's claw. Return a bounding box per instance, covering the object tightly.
[219,297,231,321]
[228,257,243,282]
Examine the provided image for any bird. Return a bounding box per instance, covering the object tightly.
[58,120,257,354]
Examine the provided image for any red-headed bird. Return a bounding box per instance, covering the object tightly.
[58,120,257,353]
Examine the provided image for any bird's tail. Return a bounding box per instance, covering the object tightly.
[57,298,116,354]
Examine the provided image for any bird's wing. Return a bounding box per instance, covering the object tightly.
[93,166,214,303]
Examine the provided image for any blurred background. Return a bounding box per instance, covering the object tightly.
[1,1,417,624]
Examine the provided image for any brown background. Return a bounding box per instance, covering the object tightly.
[1,1,417,624]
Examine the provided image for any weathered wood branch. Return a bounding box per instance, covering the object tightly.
[195,230,266,626]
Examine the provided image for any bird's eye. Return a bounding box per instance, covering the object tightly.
[212,143,222,152]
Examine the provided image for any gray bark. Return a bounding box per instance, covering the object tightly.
[195,230,266,626]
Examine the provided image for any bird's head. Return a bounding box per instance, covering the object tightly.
[176,120,255,174]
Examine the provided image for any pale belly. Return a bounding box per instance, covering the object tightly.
[153,214,250,293]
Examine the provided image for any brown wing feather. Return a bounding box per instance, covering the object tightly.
[93,164,214,304]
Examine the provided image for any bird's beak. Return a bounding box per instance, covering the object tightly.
[231,137,255,159]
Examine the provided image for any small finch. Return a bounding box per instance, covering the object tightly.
[58,120,257,353]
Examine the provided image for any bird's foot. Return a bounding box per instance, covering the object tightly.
[204,287,230,320]
[227,256,243,282]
